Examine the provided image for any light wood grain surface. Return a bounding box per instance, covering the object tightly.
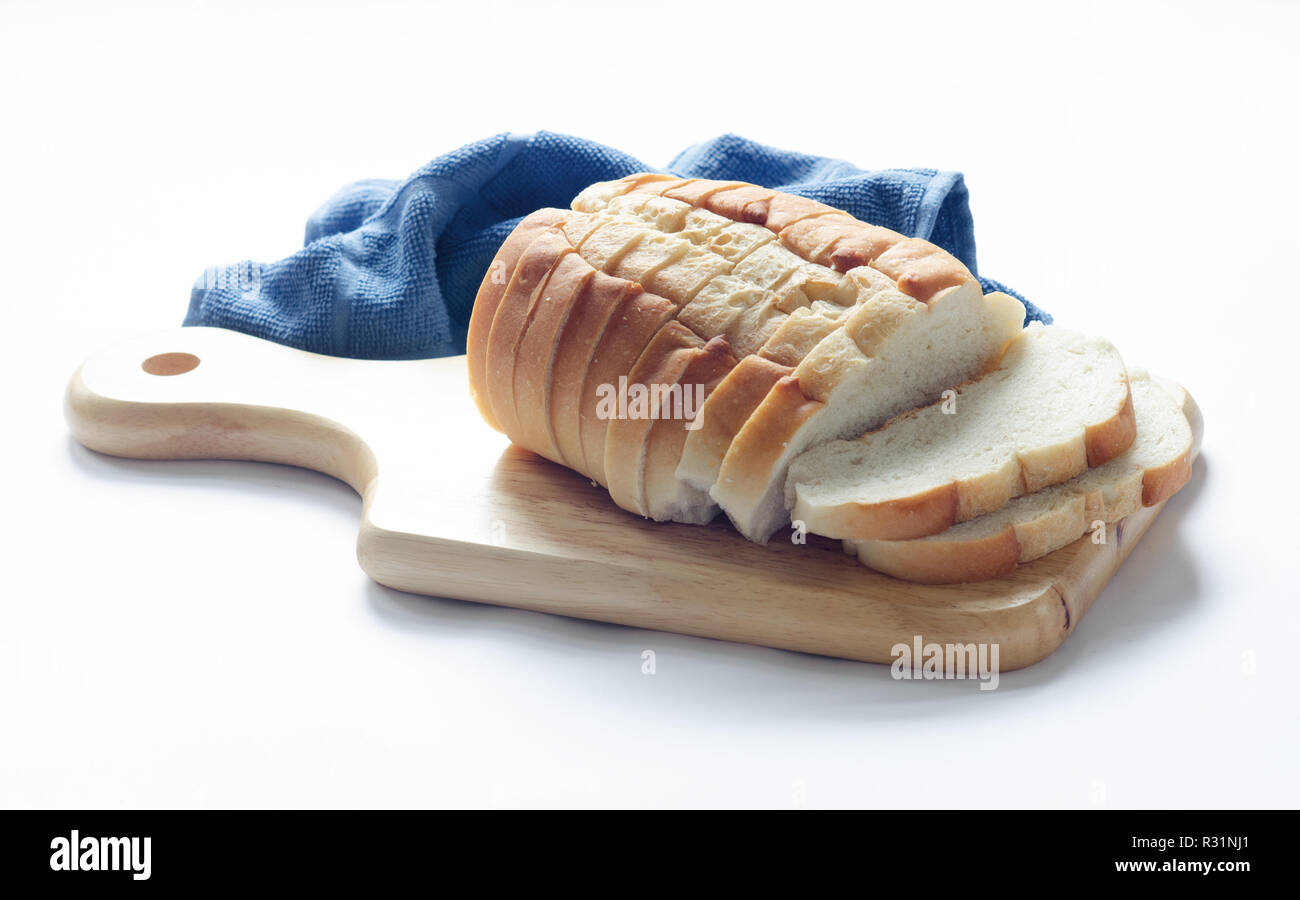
[65,326,1192,672]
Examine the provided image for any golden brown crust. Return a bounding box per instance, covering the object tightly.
[762,195,845,231]
[578,173,978,304]
[467,209,569,430]
[869,237,973,301]
[705,185,778,225]
[1141,447,1193,507]
[1085,387,1137,468]
[676,355,791,490]
[623,173,682,190]
[825,230,897,273]
[512,252,596,464]
[642,336,737,520]
[549,271,640,476]
[578,288,677,485]
[802,482,963,542]
[604,321,704,515]
[659,179,744,205]
[777,213,856,266]
[711,375,825,536]
[853,525,1021,585]
[483,229,574,440]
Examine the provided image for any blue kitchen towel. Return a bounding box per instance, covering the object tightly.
[185,131,1050,359]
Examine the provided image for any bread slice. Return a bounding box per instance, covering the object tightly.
[577,288,677,484]
[564,213,796,361]
[570,181,854,363]
[466,208,570,430]
[730,242,819,312]
[570,218,653,272]
[787,324,1137,542]
[674,276,783,352]
[573,174,742,214]
[704,184,842,231]
[570,173,682,212]
[643,247,735,303]
[675,354,792,493]
[846,372,1194,582]
[549,270,642,477]
[581,174,971,305]
[603,321,705,514]
[756,305,843,366]
[712,285,1027,542]
[642,336,736,522]
[566,175,1029,542]
[512,251,597,465]
[471,178,1125,547]
[604,193,692,232]
[482,229,575,441]
[609,230,695,289]
[606,331,738,522]
[694,215,777,264]
[672,266,901,495]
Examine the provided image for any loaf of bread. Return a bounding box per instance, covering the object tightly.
[468,174,1026,535]
[466,173,1193,582]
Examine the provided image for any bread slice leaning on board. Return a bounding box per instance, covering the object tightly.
[466,172,1195,582]
[844,372,1195,583]
[785,324,1137,541]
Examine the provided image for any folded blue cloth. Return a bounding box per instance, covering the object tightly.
[186,132,1050,359]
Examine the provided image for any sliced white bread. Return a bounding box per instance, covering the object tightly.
[511,250,596,464]
[569,196,801,347]
[563,175,1027,541]
[672,266,902,495]
[467,208,570,430]
[573,179,846,345]
[674,275,777,346]
[845,371,1194,582]
[643,246,735,304]
[566,217,654,273]
[601,174,972,303]
[549,270,642,478]
[604,321,706,515]
[474,178,1136,549]
[639,335,736,522]
[482,229,575,441]
[577,287,677,484]
[712,285,1027,542]
[786,324,1138,542]
[675,354,792,493]
[570,172,681,212]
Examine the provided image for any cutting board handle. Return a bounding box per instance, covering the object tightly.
[64,326,384,494]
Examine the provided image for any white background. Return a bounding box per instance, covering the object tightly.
[2,0,1296,808]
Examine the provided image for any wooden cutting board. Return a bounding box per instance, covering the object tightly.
[65,326,1196,672]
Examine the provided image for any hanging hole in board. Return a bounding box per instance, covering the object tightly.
[142,352,200,376]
